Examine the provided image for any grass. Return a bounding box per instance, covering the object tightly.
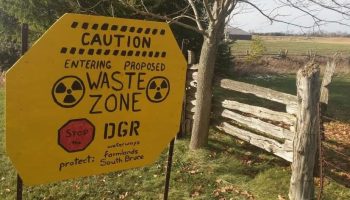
[1,78,350,199]
[231,38,350,56]
[234,75,350,122]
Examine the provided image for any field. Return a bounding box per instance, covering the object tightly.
[228,35,350,76]
[231,75,350,122]
[1,36,350,199]
[231,36,350,56]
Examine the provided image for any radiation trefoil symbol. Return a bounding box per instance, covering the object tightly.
[52,76,85,108]
[146,76,170,103]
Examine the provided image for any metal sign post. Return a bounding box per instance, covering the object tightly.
[163,138,175,200]
[16,23,28,200]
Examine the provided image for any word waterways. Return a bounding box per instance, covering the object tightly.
[108,140,140,149]
[100,149,144,166]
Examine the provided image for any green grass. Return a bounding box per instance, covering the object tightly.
[231,40,350,56]
[1,76,350,199]
[230,75,350,122]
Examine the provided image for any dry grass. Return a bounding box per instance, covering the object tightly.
[230,35,350,76]
[232,36,350,56]
[257,36,350,45]
[232,56,350,76]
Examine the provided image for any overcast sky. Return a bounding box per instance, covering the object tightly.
[229,0,350,33]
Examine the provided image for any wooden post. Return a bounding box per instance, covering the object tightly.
[320,55,337,115]
[183,50,197,136]
[176,48,188,139]
[187,50,196,65]
[289,62,320,200]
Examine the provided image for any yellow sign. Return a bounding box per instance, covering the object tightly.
[6,13,186,185]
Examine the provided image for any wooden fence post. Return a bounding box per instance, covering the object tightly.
[188,50,196,65]
[289,62,320,200]
[320,55,337,115]
[183,50,197,135]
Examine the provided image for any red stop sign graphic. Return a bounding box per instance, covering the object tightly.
[58,119,95,153]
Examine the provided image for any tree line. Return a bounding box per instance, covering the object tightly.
[0,0,203,71]
[254,32,350,37]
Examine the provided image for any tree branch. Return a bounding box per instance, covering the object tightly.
[203,0,215,22]
[226,0,238,17]
[239,0,315,28]
[188,0,204,30]
[140,0,149,13]
[331,0,350,10]
[309,0,350,17]
[118,1,207,36]
[166,5,191,17]
[281,0,350,27]
[172,14,198,23]
[110,0,115,17]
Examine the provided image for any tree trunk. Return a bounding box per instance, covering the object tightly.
[289,63,320,200]
[189,35,218,149]
[189,0,228,149]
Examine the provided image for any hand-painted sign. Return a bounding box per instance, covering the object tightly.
[6,13,187,185]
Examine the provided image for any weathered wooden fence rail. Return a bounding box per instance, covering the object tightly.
[219,78,298,115]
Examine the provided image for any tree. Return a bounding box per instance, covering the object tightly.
[246,37,266,63]
[0,9,21,70]
[0,0,203,70]
[117,0,350,151]
[0,0,76,69]
[118,0,238,149]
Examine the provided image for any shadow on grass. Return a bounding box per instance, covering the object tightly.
[327,76,350,122]
[323,140,350,188]
[208,129,290,176]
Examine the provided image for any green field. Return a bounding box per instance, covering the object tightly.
[231,39,350,56]
[1,74,350,199]
[233,75,350,122]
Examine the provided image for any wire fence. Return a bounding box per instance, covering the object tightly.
[321,115,350,190]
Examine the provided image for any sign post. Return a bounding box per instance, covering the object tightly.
[163,138,175,200]
[6,14,187,187]
[16,23,29,200]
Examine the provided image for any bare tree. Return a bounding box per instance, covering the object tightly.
[119,0,238,150]
[115,0,350,150]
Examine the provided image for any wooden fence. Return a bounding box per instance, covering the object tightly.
[182,50,329,199]
[183,51,298,162]
[215,78,297,162]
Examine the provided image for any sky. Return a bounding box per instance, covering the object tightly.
[229,0,350,34]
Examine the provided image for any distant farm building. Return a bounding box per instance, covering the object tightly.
[225,28,252,41]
